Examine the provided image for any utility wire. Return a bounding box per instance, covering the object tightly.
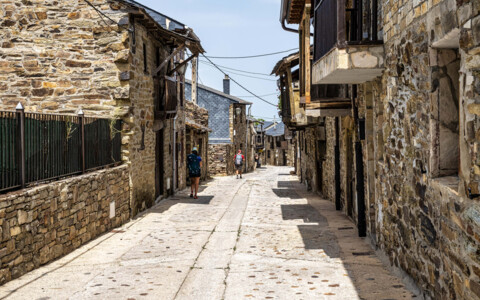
[82,0,131,32]
[199,59,274,76]
[233,93,278,98]
[199,61,276,82]
[205,48,299,59]
[201,53,278,107]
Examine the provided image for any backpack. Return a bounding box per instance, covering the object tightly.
[187,154,200,174]
[235,153,243,165]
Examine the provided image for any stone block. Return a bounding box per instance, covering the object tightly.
[10,226,21,237]
[115,50,129,63]
[17,210,28,225]
[65,60,91,68]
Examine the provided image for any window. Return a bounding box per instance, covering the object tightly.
[143,43,148,73]
[267,150,271,158]
[431,48,460,178]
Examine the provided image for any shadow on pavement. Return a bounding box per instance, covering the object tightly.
[281,204,327,223]
[277,181,292,188]
[280,204,339,257]
[271,188,301,199]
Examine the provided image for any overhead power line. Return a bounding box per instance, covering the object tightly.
[199,61,276,82]
[82,0,131,31]
[199,59,273,76]
[205,48,299,59]
[233,93,278,98]
[200,54,278,108]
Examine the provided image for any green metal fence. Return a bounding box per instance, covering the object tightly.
[0,108,122,193]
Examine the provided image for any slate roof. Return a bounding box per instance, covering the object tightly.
[117,0,204,53]
[256,121,274,132]
[185,81,253,144]
[265,122,285,137]
[119,0,185,30]
[185,79,252,105]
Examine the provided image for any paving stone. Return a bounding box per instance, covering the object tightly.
[0,167,416,300]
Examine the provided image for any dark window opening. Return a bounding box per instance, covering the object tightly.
[155,46,160,68]
[432,48,460,178]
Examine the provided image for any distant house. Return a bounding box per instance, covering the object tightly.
[185,76,254,175]
[261,121,294,167]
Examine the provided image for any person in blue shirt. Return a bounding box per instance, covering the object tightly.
[187,147,202,199]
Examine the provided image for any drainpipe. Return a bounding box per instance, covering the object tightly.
[246,105,252,172]
[335,117,341,211]
[173,114,178,193]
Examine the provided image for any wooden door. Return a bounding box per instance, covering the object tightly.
[155,129,164,199]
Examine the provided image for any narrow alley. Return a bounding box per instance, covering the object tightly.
[0,167,416,300]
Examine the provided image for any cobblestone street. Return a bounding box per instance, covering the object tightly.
[0,167,416,300]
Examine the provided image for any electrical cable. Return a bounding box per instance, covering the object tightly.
[205,48,299,59]
[82,0,130,31]
[200,53,278,107]
[233,93,278,98]
[199,59,274,76]
[199,61,276,82]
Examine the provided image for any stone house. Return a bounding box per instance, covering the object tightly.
[262,121,295,167]
[277,0,480,298]
[0,0,205,284]
[185,76,254,175]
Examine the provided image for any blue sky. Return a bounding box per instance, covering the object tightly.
[136,0,298,120]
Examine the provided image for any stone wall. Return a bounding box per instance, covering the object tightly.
[298,128,319,192]
[0,0,130,116]
[0,165,130,285]
[322,117,337,202]
[126,20,156,214]
[208,144,234,176]
[371,0,480,298]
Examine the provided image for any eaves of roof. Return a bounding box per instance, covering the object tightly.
[116,0,205,53]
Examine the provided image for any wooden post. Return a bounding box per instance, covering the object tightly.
[304,1,311,104]
[286,68,296,120]
[16,103,25,188]
[191,56,198,104]
[78,109,85,173]
[338,0,347,47]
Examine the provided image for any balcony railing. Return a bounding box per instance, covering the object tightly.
[154,76,178,120]
[313,0,380,62]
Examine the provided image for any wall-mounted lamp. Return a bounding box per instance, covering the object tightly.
[235,107,242,116]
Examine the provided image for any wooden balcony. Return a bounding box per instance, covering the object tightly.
[306,84,351,117]
[312,0,384,84]
[154,76,178,120]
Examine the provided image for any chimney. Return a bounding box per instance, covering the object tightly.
[223,75,230,95]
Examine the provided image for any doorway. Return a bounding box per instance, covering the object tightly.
[346,130,354,218]
[155,129,164,199]
[316,140,326,193]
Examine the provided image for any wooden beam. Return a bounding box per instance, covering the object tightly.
[153,43,186,76]
[303,2,311,104]
[286,68,296,122]
[191,56,198,104]
[168,53,196,76]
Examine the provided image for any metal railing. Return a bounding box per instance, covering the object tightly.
[0,106,122,193]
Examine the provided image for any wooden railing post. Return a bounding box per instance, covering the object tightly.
[78,109,85,173]
[337,0,346,47]
[16,103,25,188]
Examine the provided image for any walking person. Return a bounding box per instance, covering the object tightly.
[187,147,202,199]
[234,149,245,179]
